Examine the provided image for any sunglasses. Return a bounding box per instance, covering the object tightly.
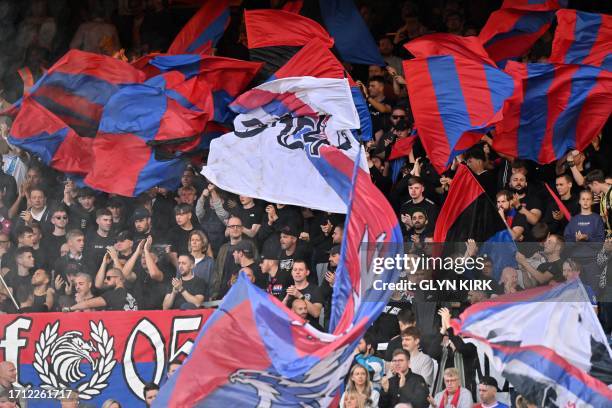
[391,115,406,120]
[105,275,120,281]
[227,225,242,229]
[54,216,68,220]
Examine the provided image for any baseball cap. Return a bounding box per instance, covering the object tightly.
[260,247,279,261]
[233,240,254,257]
[132,207,151,221]
[280,224,299,238]
[115,230,132,243]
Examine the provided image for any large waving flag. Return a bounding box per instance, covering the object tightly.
[405,33,496,66]
[550,9,612,70]
[402,54,515,174]
[318,0,385,66]
[501,0,567,11]
[84,71,214,196]
[202,76,367,213]
[479,9,556,66]
[451,280,612,407]
[131,54,262,124]
[271,39,372,141]
[434,164,516,279]
[167,0,230,54]
[9,99,93,175]
[493,62,612,163]
[15,50,145,138]
[155,75,402,406]
[245,9,334,75]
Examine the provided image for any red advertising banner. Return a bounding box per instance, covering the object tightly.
[0,309,213,407]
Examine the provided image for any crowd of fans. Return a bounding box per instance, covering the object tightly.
[0,0,610,407]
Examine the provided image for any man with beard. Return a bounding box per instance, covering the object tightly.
[496,190,528,241]
[404,210,432,247]
[278,224,312,283]
[163,254,206,310]
[282,260,323,326]
[291,298,323,330]
[508,172,543,227]
[320,244,340,330]
[515,234,565,285]
[67,267,137,311]
[132,207,159,244]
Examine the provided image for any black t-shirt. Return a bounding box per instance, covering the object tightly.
[130,262,172,310]
[4,272,32,303]
[168,226,194,256]
[40,233,67,270]
[85,231,116,272]
[537,258,564,283]
[400,198,439,224]
[54,254,86,279]
[167,276,207,309]
[233,203,265,230]
[373,300,412,344]
[278,244,311,282]
[267,270,292,300]
[287,283,324,326]
[101,287,138,311]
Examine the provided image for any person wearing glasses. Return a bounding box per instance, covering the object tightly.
[66,267,137,311]
[379,349,429,408]
[428,368,473,408]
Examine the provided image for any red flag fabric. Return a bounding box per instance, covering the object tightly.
[245,10,334,49]
[167,0,229,54]
[388,136,417,160]
[404,33,496,66]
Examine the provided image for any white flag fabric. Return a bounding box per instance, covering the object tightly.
[452,280,612,408]
[201,76,366,214]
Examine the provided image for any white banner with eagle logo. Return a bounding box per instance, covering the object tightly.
[201,76,367,214]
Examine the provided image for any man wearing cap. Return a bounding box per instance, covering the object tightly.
[232,240,266,289]
[260,249,288,300]
[282,260,323,326]
[474,376,508,408]
[279,224,312,284]
[106,197,128,235]
[168,204,196,261]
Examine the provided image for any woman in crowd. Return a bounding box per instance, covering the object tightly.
[341,364,380,408]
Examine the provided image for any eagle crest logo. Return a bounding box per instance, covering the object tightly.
[33,321,116,400]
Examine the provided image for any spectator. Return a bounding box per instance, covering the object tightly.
[53,229,85,280]
[354,332,385,391]
[496,190,527,241]
[340,364,380,408]
[0,362,25,408]
[189,230,214,291]
[106,197,128,235]
[400,177,438,228]
[144,382,159,407]
[508,172,543,228]
[70,272,95,311]
[379,349,429,408]
[499,267,521,295]
[23,268,54,312]
[69,2,120,55]
[474,376,509,408]
[68,267,137,311]
[168,203,197,261]
[0,156,18,208]
[131,207,158,244]
[400,327,435,387]
[166,359,181,378]
[122,237,168,310]
[429,368,473,408]
[291,298,323,330]
[278,224,311,284]
[543,175,579,235]
[4,246,35,307]
[162,254,206,310]
[563,259,598,307]
[515,235,565,285]
[85,208,116,272]
[385,309,417,362]
[260,248,286,300]
[63,185,97,232]
[282,260,323,326]
[101,399,121,408]
[232,240,265,289]
[586,169,612,237]
[232,195,264,240]
[320,244,339,329]
[196,183,229,255]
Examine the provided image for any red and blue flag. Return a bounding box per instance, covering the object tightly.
[501,0,567,11]
[479,9,556,66]
[84,71,214,196]
[9,99,93,176]
[402,55,515,174]
[550,9,612,70]
[167,0,230,54]
[493,62,612,164]
[16,50,145,138]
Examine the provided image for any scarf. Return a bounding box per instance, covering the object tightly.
[438,387,461,408]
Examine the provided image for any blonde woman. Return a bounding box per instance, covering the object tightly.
[341,364,380,407]
[189,230,215,297]
[342,390,366,408]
